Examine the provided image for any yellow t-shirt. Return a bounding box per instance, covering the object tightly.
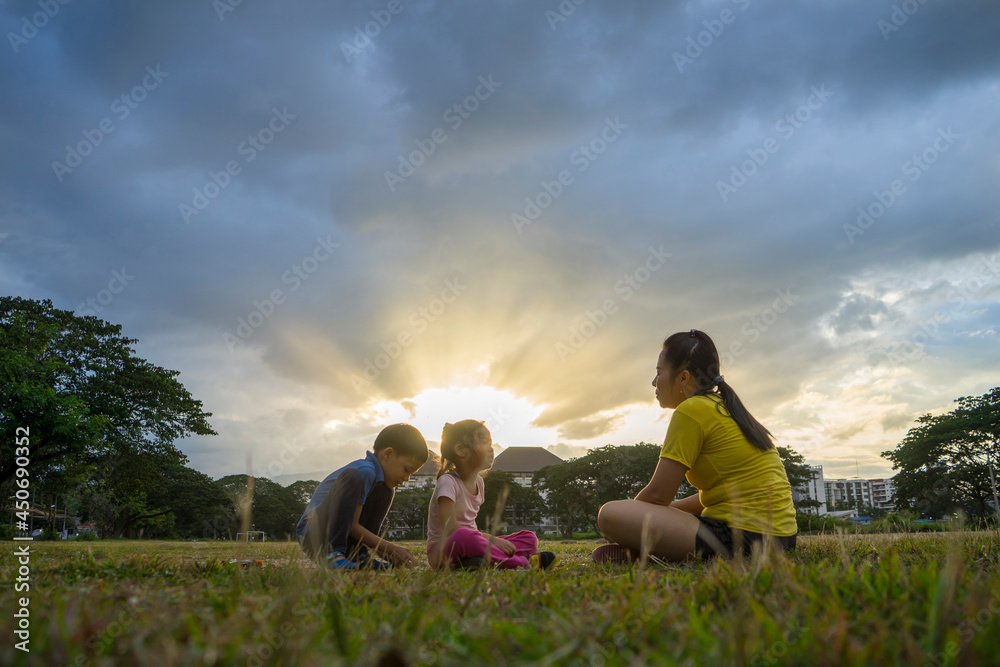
[660,394,797,537]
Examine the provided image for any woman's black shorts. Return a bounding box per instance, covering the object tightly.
[694,516,796,559]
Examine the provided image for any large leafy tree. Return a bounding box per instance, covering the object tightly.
[533,459,594,538]
[0,304,107,489]
[1,297,216,534]
[534,443,661,537]
[882,387,1000,522]
[215,475,303,540]
[287,479,321,506]
[384,484,435,537]
[478,470,544,531]
[147,464,234,538]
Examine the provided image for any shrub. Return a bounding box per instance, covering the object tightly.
[913,522,947,532]
[871,513,912,533]
[796,513,851,533]
[75,531,99,542]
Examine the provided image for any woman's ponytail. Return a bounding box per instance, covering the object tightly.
[663,330,774,452]
[712,375,774,452]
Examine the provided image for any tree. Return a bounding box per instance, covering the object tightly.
[479,470,544,531]
[384,484,434,537]
[0,298,216,532]
[287,480,321,506]
[777,446,822,513]
[33,463,85,533]
[533,459,594,538]
[589,443,662,506]
[0,305,107,493]
[147,464,234,538]
[882,387,1000,523]
[534,443,661,537]
[215,475,302,540]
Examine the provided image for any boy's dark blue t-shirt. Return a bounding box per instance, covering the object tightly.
[295,451,385,539]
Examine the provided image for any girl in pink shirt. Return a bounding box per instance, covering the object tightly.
[426,420,554,570]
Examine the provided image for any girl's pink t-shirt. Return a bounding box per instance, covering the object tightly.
[426,471,484,564]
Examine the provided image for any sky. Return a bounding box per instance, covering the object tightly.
[2,0,998,483]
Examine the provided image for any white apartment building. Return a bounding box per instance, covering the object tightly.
[823,477,896,513]
[791,464,828,515]
[868,478,896,511]
[790,464,896,514]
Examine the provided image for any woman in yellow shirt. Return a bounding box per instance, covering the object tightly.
[595,329,797,562]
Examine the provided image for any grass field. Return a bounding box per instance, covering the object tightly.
[2,532,1000,666]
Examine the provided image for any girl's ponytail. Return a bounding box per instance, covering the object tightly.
[437,420,485,478]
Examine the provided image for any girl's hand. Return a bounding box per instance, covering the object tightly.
[491,537,516,556]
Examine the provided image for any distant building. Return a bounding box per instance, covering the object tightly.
[398,446,566,491]
[826,478,870,508]
[791,464,828,515]
[399,452,441,490]
[490,447,564,533]
[490,447,564,486]
[790,464,896,514]
[868,478,896,511]
[397,446,565,532]
[824,477,896,512]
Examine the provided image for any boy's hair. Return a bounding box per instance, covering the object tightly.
[662,329,775,452]
[373,423,429,461]
[437,419,485,479]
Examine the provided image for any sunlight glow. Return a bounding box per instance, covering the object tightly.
[364,386,556,448]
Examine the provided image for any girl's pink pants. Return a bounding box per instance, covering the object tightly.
[439,528,538,569]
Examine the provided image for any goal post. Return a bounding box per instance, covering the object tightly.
[235,531,266,542]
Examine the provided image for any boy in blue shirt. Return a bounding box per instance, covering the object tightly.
[296,423,428,570]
